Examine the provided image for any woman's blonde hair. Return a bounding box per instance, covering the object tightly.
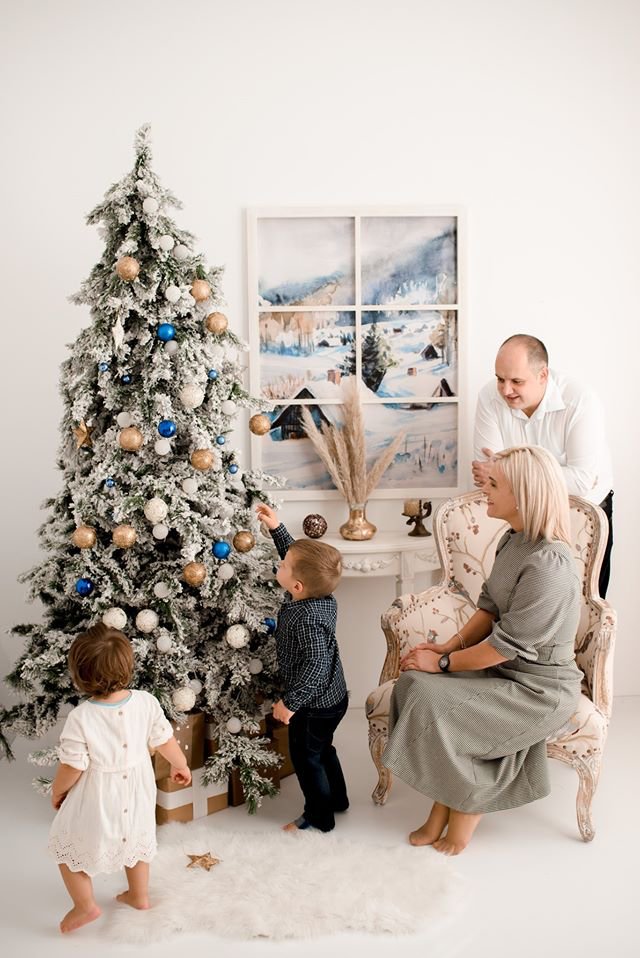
[493,445,571,544]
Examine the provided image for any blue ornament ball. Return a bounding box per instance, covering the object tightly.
[98,362,109,372]
[229,463,239,475]
[216,435,225,445]
[75,577,94,597]
[264,617,277,634]
[212,540,231,560]
[207,369,218,380]
[104,477,116,488]
[120,374,132,385]
[157,323,176,342]
[158,420,177,438]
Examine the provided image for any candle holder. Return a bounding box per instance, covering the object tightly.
[402,499,432,537]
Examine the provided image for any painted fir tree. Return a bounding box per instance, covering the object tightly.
[1,125,283,811]
[340,321,397,392]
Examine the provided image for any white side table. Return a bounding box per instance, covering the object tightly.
[289,530,441,597]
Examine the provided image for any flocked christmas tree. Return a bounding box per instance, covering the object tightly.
[0,125,284,811]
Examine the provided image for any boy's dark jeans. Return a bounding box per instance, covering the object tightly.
[288,693,349,832]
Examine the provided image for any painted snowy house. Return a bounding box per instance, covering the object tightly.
[421,343,439,360]
[425,377,454,409]
[269,380,345,440]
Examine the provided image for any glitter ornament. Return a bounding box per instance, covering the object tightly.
[233,531,255,553]
[303,514,328,539]
[191,279,210,302]
[205,312,228,334]
[103,607,127,629]
[136,609,159,633]
[191,449,215,470]
[71,525,96,549]
[183,562,206,586]
[172,687,196,711]
[165,285,181,304]
[119,426,143,452]
[249,414,271,436]
[115,256,140,281]
[144,497,168,523]
[225,624,249,649]
[179,384,205,409]
[158,234,175,251]
[142,196,159,214]
[112,524,137,548]
[152,523,169,540]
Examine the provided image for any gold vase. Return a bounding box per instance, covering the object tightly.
[339,503,377,541]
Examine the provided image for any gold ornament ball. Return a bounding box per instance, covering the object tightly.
[249,413,271,436]
[191,448,215,470]
[233,530,256,553]
[112,524,137,548]
[205,311,229,334]
[191,279,211,302]
[183,561,207,587]
[115,256,140,281]
[119,426,144,452]
[71,525,97,549]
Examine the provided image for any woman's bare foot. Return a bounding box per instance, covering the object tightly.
[409,802,450,846]
[433,810,483,855]
[116,890,150,910]
[60,903,101,933]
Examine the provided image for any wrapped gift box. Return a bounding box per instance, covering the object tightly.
[152,712,205,781]
[156,772,228,824]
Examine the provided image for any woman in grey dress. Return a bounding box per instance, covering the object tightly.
[382,444,582,855]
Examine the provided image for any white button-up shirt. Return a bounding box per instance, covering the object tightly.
[473,370,613,504]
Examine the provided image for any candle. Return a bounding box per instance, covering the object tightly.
[403,499,420,516]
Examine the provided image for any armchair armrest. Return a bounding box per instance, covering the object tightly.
[575,601,617,720]
[378,581,476,686]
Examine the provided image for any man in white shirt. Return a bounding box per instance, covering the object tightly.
[472,334,614,597]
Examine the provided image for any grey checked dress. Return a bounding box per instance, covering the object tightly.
[382,531,582,813]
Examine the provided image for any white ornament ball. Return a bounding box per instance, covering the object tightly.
[156,634,172,653]
[165,285,181,304]
[226,717,242,734]
[248,658,263,675]
[174,244,189,261]
[188,679,203,694]
[221,399,237,416]
[102,607,127,630]
[172,687,197,711]
[116,411,133,428]
[155,438,171,456]
[181,477,198,496]
[152,523,169,540]
[217,563,235,581]
[225,624,249,649]
[164,340,179,357]
[153,581,171,599]
[144,497,168,523]
[179,384,205,409]
[158,234,175,251]
[142,196,159,215]
[136,609,159,633]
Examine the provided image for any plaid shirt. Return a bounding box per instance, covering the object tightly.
[270,524,348,712]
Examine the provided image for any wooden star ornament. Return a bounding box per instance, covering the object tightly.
[73,420,95,448]
[186,852,221,871]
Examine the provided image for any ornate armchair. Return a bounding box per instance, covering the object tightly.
[365,491,616,842]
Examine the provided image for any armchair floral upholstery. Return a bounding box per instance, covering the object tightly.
[366,491,616,842]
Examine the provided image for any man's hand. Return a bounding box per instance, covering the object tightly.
[272,699,295,725]
[170,764,192,785]
[471,447,495,487]
[399,648,442,674]
[256,502,279,530]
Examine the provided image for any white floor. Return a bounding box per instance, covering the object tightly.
[1,700,637,957]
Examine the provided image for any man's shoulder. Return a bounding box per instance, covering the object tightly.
[551,370,601,410]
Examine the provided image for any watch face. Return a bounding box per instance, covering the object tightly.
[439,654,449,672]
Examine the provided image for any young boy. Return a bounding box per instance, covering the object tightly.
[256,503,349,833]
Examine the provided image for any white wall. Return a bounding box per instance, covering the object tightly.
[1,0,638,706]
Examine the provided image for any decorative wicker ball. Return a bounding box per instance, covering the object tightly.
[71,525,97,549]
[136,609,159,633]
[112,524,137,549]
[233,530,255,553]
[225,624,249,649]
[119,426,144,452]
[191,448,214,470]
[102,607,127,629]
[303,514,328,539]
[205,311,229,334]
[191,279,211,302]
[115,256,140,281]
[172,686,196,711]
[183,561,206,587]
[249,413,271,436]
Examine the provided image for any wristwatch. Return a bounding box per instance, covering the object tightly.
[438,653,451,673]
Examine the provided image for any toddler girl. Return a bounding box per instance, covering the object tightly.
[48,623,191,933]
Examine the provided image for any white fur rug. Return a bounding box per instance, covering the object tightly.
[106,821,461,943]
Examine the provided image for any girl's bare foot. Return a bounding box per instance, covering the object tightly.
[409,802,450,846]
[60,903,101,933]
[116,890,150,909]
[433,810,482,855]
[282,821,298,831]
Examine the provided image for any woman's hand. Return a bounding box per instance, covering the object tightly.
[399,648,442,673]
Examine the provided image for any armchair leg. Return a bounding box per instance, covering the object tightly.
[575,754,600,843]
[368,725,392,805]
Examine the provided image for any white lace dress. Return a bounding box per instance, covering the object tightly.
[47,689,173,875]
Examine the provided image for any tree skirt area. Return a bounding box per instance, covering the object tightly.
[106,821,462,943]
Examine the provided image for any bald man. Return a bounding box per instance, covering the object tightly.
[472,334,614,598]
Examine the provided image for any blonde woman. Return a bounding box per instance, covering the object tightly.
[382,445,582,855]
